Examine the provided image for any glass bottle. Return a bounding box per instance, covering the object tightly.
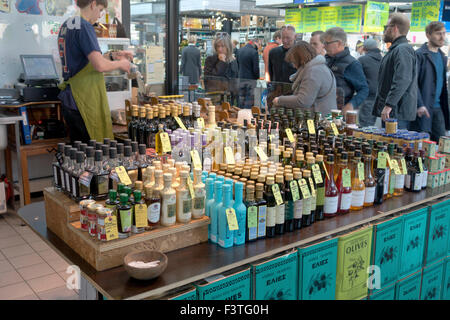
[274,174,285,235]
[105,189,119,218]
[387,144,396,199]
[405,151,422,192]
[132,190,146,234]
[324,154,339,217]
[218,183,234,248]
[106,147,119,191]
[363,147,376,207]
[374,147,386,205]
[146,107,158,149]
[282,151,292,167]
[71,151,90,201]
[101,144,110,171]
[143,166,155,191]
[116,143,125,167]
[52,143,65,190]
[65,148,77,196]
[123,146,138,187]
[313,155,325,221]
[128,105,139,142]
[60,145,72,193]
[419,150,428,190]
[160,173,176,226]
[176,171,191,223]
[265,176,276,238]
[292,171,303,229]
[137,144,148,182]
[335,152,352,214]
[284,173,295,232]
[137,107,147,146]
[394,147,405,196]
[89,150,108,200]
[117,193,132,238]
[146,169,163,228]
[350,151,365,211]
[205,178,215,241]
[192,168,206,219]
[210,180,223,244]
[255,183,267,239]
[244,184,258,242]
[304,170,317,224]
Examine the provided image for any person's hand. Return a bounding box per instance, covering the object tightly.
[218,54,226,62]
[115,50,134,61]
[381,105,392,122]
[342,102,353,117]
[118,59,131,73]
[272,97,280,106]
[417,106,430,118]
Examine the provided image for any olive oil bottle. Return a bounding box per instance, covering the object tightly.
[245,184,258,242]
[265,176,276,238]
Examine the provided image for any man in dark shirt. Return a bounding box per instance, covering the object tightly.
[268,25,297,84]
[181,35,202,85]
[237,38,260,108]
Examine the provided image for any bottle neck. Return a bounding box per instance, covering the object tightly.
[235,186,243,203]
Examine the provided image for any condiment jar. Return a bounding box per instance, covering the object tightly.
[79,199,95,231]
[87,203,103,238]
[96,207,113,242]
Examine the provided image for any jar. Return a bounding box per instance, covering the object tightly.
[96,207,113,242]
[346,111,358,125]
[385,119,397,134]
[87,203,103,238]
[79,199,95,231]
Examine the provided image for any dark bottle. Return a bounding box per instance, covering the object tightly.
[88,140,96,147]
[275,174,285,235]
[105,189,119,218]
[244,184,258,242]
[264,176,277,238]
[52,142,65,190]
[419,150,428,190]
[66,148,77,196]
[71,151,90,201]
[284,173,295,232]
[124,146,139,187]
[406,151,422,192]
[137,144,148,182]
[314,154,326,221]
[117,193,132,238]
[128,105,139,142]
[374,147,386,204]
[304,170,317,225]
[145,108,158,149]
[131,190,146,234]
[107,147,119,191]
[255,183,267,239]
[292,171,303,230]
[137,107,147,146]
[91,150,109,200]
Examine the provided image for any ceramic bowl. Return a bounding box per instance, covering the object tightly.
[123,250,168,280]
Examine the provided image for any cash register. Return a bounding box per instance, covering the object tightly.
[15,54,60,102]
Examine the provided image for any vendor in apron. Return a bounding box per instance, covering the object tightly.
[57,0,132,143]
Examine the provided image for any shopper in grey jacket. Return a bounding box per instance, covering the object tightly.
[372,13,417,129]
[272,41,336,115]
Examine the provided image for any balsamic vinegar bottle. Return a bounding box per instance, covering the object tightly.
[264,176,277,238]
[374,147,386,205]
[284,173,295,233]
[275,174,285,235]
[244,184,258,242]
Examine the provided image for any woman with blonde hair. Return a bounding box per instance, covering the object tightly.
[272,41,336,115]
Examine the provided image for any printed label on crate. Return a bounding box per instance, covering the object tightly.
[395,272,422,300]
[298,238,338,300]
[196,268,251,300]
[369,283,396,300]
[420,260,445,300]
[252,251,298,300]
[169,287,197,300]
[426,200,450,265]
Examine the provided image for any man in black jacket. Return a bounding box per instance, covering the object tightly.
[358,39,382,127]
[181,35,202,85]
[268,25,297,84]
[373,13,417,129]
[411,21,449,142]
[237,38,260,108]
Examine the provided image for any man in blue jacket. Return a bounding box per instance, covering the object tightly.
[411,21,449,142]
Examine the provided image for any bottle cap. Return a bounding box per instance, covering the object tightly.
[303,170,311,178]
[163,173,172,182]
[57,143,65,153]
[110,140,117,149]
[327,154,334,163]
[94,150,103,162]
[124,146,132,157]
[102,145,109,157]
[134,181,143,190]
[73,141,81,150]
[64,145,71,156]
[307,157,315,164]
[88,140,96,147]
[340,152,348,161]
[109,147,117,159]
[103,138,111,146]
[70,148,77,159]
[79,144,87,153]
[86,146,95,158]
[139,144,147,155]
[266,176,275,185]
[124,139,132,147]
[119,193,128,204]
[275,175,284,184]
[285,173,293,181]
[131,141,138,153]
[116,143,124,155]
[316,154,323,162]
[76,151,84,163]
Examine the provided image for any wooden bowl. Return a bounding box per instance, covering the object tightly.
[123,250,168,281]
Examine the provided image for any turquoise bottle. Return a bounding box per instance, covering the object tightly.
[218,184,234,248]
[210,181,223,244]
[233,182,246,246]
[205,178,215,241]
[216,175,224,183]
[208,172,217,181]
[224,179,234,208]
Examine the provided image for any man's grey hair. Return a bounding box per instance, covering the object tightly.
[322,27,347,46]
[281,25,296,34]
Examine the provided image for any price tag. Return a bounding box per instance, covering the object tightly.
[272,184,284,205]
[357,162,365,181]
[285,129,295,143]
[224,147,235,165]
[308,178,316,196]
[378,152,387,169]
[187,176,195,199]
[269,134,274,142]
[190,150,202,169]
[174,116,187,130]
[307,119,316,135]
[299,179,311,199]
[386,154,392,168]
[160,132,172,153]
[134,204,148,228]
[226,208,239,231]
[254,146,268,162]
[391,159,402,175]
[105,215,119,241]
[312,164,323,184]
[247,206,258,228]
[331,122,339,136]
[322,162,330,180]
[290,180,300,201]
[342,169,351,188]
[401,158,408,175]
[115,166,132,186]
[197,118,205,129]
[418,157,423,173]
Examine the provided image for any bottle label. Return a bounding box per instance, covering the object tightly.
[413,173,422,191]
[405,174,411,189]
[358,162,365,181]
[421,170,428,188]
[272,184,284,205]
[290,181,300,201]
[401,159,408,175]
[364,186,376,203]
[312,164,323,184]
[276,204,285,224]
[191,150,203,170]
[378,152,387,169]
[226,208,239,231]
[266,206,276,227]
[115,166,132,186]
[203,157,212,172]
[247,206,258,229]
[383,168,390,195]
[194,197,205,210]
[395,175,405,189]
[316,187,325,206]
[105,216,119,241]
[294,199,303,219]
[183,199,192,214]
[299,179,311,199]
[303,198,311,216]
[119,209,132,233]
[285,128,295,143]
[257,205,267,238]
[339,193,352,210]
[134,204,148,228]
[351,190,365,207]
[324,196,338,214]
[148,202,161,223]
[307,119,316,135]
[167,203,176,218]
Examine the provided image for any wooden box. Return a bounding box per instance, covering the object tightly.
[43,187,209,271]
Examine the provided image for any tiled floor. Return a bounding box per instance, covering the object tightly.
[0,196,79,300]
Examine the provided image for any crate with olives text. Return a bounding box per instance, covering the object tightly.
[394,271,422,300]
[420,258,445,300]
[442,257,450,300]
[43,187,210,271]
[424,199,450,266]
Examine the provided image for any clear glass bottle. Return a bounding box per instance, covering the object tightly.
[146,169,163,228]
[71,151,90,201]
[363,147,376,207]
[137,144,148,182]
[52,143,65,190]
[336,152,352,214]
[160,173,176,226]
[324,154,339,217]
[65,148,77,196]
[176,171,192,223]
[123,146,138,187]
[192,168,206,219]
[350,150,365,211]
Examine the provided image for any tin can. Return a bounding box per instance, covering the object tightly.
[79,199,95,231]
[96,207,113,242]
[87,203,103,238]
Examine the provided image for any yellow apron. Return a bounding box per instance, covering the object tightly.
[59,63,114,142]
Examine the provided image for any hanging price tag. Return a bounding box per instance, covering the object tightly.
[269,134,274,142]
[190,150,202,169]
[358,162,365,181]
[312,164,323,184]
[160,132,172,153]
[290,180,300,201]
[272,184,284,205]
[226,208,239,231]
[174,116,187,130]
[418,157,424,173]
[285,129,295,143]
[254,146,268,162]
[308,178,316,196]
[299,179,311,199]
[247,206,258,228]
[307,119,316,135]
[134,204,148,228]
[377,152,387,169]
[391,159,402,175]
[105,215,119,241]
[187,176,195,199]
[224,147,235,165]
[331,123,339,136]
[197,118,205,129]
[342,169,352,188]
[401,158,408,175]
[115,166,132,186]
[386,154,392,168]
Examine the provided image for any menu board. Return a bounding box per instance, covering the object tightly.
[410,0,440,32]
[364,1,389,33]
[285,8,302,33]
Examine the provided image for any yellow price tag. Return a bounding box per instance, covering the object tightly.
[115,166,132,186]
[269,134,274,142]
[197,118,205,129]
[187,176,195,199]
[342,169,352,188]
[174,116,187,130]
[299,179,311,199]
[254,146,268,162]
[160,132,172,153]
[224,147,235,165]
[105,215,119,241]
[401,158,408,175]
[312,164,323,185]
[226,208,239,231]
[134,204,148,228]
[307,119,316,135]
[272,184,284,205]
[331,123,339,136]
[418,157,423,173]
[358,162,365,181]
[391,159,402,175]
[285,129,295,143]
[190,150,202,169]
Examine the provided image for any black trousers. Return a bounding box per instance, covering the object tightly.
[61,107,91,144]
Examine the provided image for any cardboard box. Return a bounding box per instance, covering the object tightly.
[438,136,450,153]
[436,153,446,171]
[399,207,428,278]
[427,157,440,173]
[427,172,440,189]
[423,140,436,158]
[369,283,396,300]
[195,267,251,300]
[298,238,338,300]
[395,271,422,300]
[425,199,450,265]
[251,250,298,300]
[420,259,445,300]
[444,153,450,168]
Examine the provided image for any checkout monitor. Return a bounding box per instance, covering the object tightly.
[20,55,59,81]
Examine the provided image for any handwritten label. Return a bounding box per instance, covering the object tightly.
[160,132,172,153]
[226,208,239,231]
[174,116,187,130]
[285,129,295,143]
[135,204,148,228]
[105,215,119,241]
[254,146,268,162]
[115,166,132,186]
[299,179,311,199]
[312,164,323,184]
[190,150,202,169]
[290,180,300,201]
[224,147,235,165]
[358,162,365,181]
[272,184,283,205]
